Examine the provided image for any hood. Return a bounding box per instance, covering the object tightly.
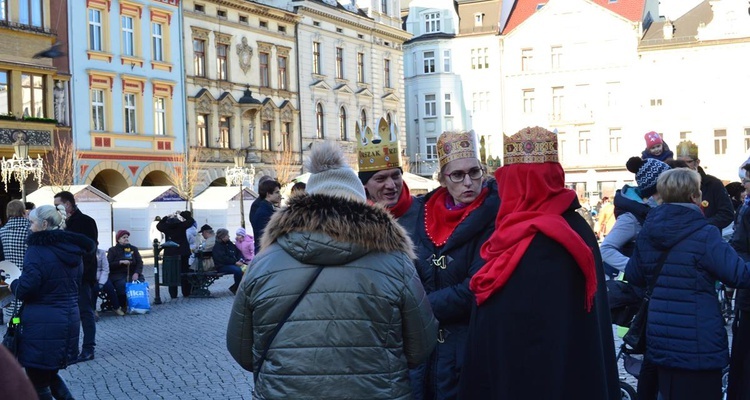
[614,185,650,221]
[262,194,415,265]
[27,229,96,268]
[639,203,706,250]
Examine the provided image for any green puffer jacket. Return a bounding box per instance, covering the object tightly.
[227,194,438,400]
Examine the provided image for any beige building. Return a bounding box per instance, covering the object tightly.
[183,0,302,189]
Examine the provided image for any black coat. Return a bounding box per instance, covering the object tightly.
[11,229,95,370]
[65,207,98,283]
[156,216,195,257]
[212,239,242,267]
[699,166,734,230]
[250,199,275,254]
[458,204,620,400]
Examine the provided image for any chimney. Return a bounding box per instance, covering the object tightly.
[663,20,674,40]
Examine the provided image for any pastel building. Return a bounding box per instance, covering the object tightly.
[68,0,186,196]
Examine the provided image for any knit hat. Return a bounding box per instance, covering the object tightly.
[236,228,246,236]
[676,140,699,160]
[116,230,130,241]
[644,131,662,149]
[626,157,670,198]
[216,228,229,239]
[306,141,367,202]
[199,224,213,233]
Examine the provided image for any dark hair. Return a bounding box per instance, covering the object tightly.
[726,182,744,200]
[291,182,306,192]
[743,164,750,174]
[54,191,76,206]
[666,159,690,169]
[24,202,35,211]
[258,179,281,199]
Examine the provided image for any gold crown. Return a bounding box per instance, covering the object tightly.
[437,131,479,169]
[503,126,559,165]
[356,117,401,172]
[676,140,698,159]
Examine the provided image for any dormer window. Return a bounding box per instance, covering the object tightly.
[424,12,441,33]
[474,13,484,26]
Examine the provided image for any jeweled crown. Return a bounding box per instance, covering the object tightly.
[437,131,479,169]
[356,117,401,172]
[503,126,559,165]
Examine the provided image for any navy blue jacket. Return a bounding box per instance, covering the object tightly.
[731,203,750,311]
[408,179,500,400]
[250,199,275,255]
[11,229,95,370]
[212,239,242,267]
[625,203,750,371]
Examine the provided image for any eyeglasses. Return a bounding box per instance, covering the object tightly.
[444,167,484,183]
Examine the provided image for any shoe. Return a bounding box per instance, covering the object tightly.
[229,284,238,295]
[114,307,125,316]
[76,350,95,363]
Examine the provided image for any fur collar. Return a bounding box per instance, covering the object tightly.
[261,194,415,259]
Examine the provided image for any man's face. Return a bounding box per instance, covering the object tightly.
[219,234,230,243]
[363,168,403,207]
[743,171,750,194]
[53,198,73,216]
[677,156,699,171]
[649,144,663,156]
[201,231,212,239]
[267,187,282,205]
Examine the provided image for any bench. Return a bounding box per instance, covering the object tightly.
[182,271,228,298]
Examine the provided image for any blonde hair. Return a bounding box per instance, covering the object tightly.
[657,168,701,204]
[6,200,25,218]
[29,204,67,230]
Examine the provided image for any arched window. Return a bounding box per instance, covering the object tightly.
[386,112,392,127]
[360,109,367,130]
[339,107,347,140]
[316,103,325,139]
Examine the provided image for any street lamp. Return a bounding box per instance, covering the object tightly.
[1,132,44,203]
[225,151,255,228]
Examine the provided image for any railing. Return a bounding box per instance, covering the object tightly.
[0,20,56,35]
[458,25,499,35]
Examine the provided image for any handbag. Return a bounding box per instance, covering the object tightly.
[606,279,645,327]
[2,287,22,357]
[125,280,151,314]
[622,249,672,354]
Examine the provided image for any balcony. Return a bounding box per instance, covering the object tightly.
[0,20,56,36]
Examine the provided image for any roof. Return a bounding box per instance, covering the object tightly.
[502,0,645,35]
[457,0,502,36]
[112,186,185,206]
[193,186,258,203]
[27,185,114,204]
[640,0,712,47]
[404,32,456,44]
[307,0,371,19]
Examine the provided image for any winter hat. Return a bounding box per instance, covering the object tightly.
[627,157,670,198]
[236,228,247,237]
[199,224,213,233]
[180,210,192,220]
[644,131,662,149]
[216,228,229,239]
[116,230,130,241]
[306,141,367,202]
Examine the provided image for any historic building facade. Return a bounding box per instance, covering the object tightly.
[68,0,186,196]
[183,0,301,190]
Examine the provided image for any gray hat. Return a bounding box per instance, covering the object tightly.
[215,228,229,239]
[305,141,366,202]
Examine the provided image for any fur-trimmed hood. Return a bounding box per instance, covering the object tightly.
[27,229,95,269]
[261,194,415,264]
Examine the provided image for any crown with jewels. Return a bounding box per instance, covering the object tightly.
[437,131,480,169]
[356,117,401,172]
[503,126,559,165]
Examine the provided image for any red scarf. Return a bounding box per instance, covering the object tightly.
[424,186,489,246]
[389,181,414,219]
[470,163,597,310]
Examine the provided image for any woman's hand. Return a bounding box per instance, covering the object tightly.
[131,273,139,281]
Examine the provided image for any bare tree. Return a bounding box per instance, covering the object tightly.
[166,147,205,211]
[270,143,299,185]
[42,132,76,190]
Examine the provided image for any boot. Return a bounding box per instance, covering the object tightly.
[35,386,54,400]
[50,374,75,400]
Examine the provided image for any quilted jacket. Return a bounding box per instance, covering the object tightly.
[227,194,438,400]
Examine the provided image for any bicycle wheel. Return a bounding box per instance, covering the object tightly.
[620,381,637,400]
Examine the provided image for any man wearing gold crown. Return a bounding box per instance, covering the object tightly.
[458,127,619,399]
[356,118,419,224]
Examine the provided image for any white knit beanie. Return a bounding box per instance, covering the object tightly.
[305,141,366,202]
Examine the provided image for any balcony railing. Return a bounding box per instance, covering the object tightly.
[458,25,498,35]
[0,20,56,35]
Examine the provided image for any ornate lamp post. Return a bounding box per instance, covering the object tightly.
[1,132,44,203]
[225,151,255,228]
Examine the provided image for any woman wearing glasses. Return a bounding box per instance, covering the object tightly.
[409,130,500,400]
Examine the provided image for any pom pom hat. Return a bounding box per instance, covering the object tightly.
[306,141,367,202]
[626,157,670,198]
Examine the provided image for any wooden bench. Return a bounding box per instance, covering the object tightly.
[182,271,228,298]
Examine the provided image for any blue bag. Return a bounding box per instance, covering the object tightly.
[126,280,151,314]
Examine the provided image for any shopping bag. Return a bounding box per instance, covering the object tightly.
[126,281,151,314]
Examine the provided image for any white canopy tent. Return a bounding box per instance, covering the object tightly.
[27,185,115,248]
[192,186,258,236]
[112,186,187,249]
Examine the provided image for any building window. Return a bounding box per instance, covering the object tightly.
[745,129,750,152]
[259,52,269,87]
[552,87,563,120]
[154,97,166,135]
[558,133,566,162]
[91,89,105,131]
[88,9,103,51]
[278,56,288,90]
[523,89,535,113]
[426,137,437,160]
[551,46,562,69]
[360,109,367,129]
[193,39,206,77]
[474,13,484,26]
[123,93,137,133]
[386,112,392,126]
[21,73,44,118]
[336,47,344,79]
[19,0,43,27]
[121,16,135,56]
[197,114,208,147]
[384,59,391,88]
[316,104,325,139]
[357,52,365,83]
[217,9,226,19]
[278,25,286,33]
[714,129,727,155]
[339,107,347,140]
[521,49,533,71]
[381,0,388,14]
[578,130,590,155]
[443,50,451,72]
[606,82,619,108]
[282,124,291,150]
[471,48,488,69]
[219,116,230,148]
[194,4,205,13]
[609,128,621,153]
[152,23,164,62]
[216,44,228,81]
[313,42,321,75]
[260,20,268,29]
[423,51,435,74]
[239,15,248,24]
[424,94,436,117]
[650,98,663,107]
[262,120,272,150]
[424,12,440,33]
[444,94,452,116]
[0,0,7,22]
[0,71,7,115]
